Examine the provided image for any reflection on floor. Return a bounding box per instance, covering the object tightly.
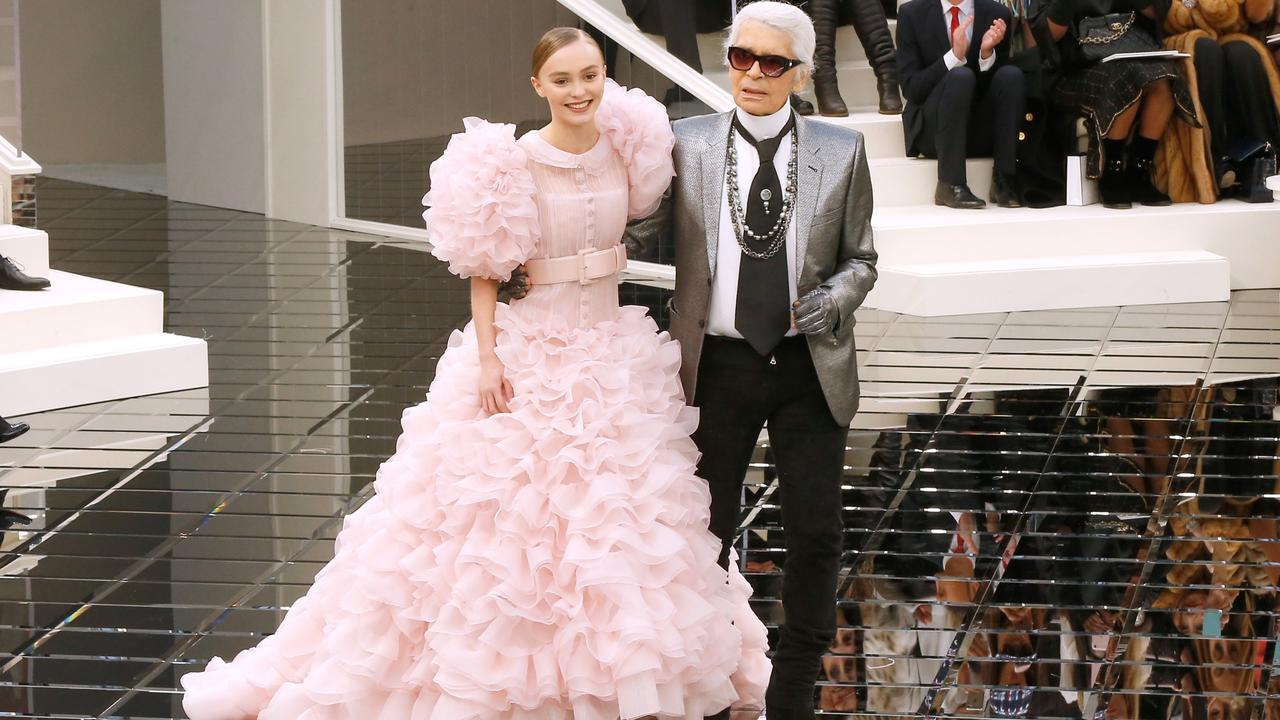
[1,178,1277,718]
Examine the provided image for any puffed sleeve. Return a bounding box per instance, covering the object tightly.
[594,80,676,220]
[421,118,540,281]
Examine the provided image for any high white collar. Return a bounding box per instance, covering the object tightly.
[942,0,974,18]
[734,102,793,143]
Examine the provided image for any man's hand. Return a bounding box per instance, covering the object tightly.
[951,15,974,63]
[792,288,839,335]
[498,265,531,302]
[980,18,1007,59]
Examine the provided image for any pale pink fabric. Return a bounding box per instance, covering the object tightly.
[180,87,770,720]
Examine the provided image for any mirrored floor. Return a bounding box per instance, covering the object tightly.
[1,178,1277,718]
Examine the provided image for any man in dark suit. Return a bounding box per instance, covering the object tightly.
[896,0,1026,208]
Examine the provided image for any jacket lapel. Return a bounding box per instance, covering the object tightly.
[793,117,824,287]
[699,111,733,274]
[927,0,950,62]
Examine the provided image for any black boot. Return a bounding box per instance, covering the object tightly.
[0,255,50,291]
[1099,139,1131,209]
[843,0,902,114]
[1126,136,1172,206]
[810,0,848,116]
[790,93,815,116]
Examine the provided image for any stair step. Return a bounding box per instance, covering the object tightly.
[0,332,209,417]
[867,250,1230,316]
[870,156,994,205]
[0,270,162,353]
[0,225,49,278]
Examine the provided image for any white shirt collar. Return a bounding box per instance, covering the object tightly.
[941,0,974,18]
[734,102,793,143]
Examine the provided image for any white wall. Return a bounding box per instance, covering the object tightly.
[17,0,165,165]
[161,0,266,213]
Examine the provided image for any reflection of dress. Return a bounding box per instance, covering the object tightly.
[180,82,770,720]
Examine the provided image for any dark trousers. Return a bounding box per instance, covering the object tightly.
[1194,38,1280,161]
[621,0,733,72]
[692,335,848,717]
[917,64,1025,184]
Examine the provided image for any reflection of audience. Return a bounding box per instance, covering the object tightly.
[897,0,1027,208]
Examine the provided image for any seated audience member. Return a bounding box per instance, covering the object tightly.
[897,0,1027,208]
[1034,0,1199,209]
[806,0,904,115]
[0,254,50,291]
[0,416,29,444]
[1158,0,1280,202]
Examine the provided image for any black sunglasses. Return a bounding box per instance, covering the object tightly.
[726,46,804,78]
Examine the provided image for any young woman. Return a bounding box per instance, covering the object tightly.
[180,27,769,720]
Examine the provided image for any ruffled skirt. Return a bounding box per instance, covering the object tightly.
[180,304,771,720]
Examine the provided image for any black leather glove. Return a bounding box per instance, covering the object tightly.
[793,287,839,335]
[498,265,530,302]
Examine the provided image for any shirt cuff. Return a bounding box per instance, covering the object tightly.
[943,50,965,70]
[978,51,996,72]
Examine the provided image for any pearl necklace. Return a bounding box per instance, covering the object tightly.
[725,124,799,261]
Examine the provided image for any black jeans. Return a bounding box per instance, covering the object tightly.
[692,335,848,715]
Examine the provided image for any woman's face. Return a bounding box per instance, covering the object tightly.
[531,40,606,130]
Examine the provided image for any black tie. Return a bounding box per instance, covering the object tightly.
[733,113,794,357]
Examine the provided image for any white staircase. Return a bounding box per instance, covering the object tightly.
[574,0,1279,315]
[0,170,208,418]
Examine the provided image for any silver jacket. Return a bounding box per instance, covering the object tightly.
[626,111,878,426]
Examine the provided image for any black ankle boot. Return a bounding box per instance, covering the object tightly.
[1099,155,1131,209]
[810,0,848,116]
[1127,155,1172,206]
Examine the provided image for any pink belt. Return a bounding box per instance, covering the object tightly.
[524,245,627,285]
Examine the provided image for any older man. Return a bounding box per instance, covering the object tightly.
[628,3,877,716]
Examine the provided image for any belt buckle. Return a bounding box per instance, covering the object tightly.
[577,248,593,285]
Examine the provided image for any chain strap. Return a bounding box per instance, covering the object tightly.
[725,124,799,261]
[1078,11,1135,44]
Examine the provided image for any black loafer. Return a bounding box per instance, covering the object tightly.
[0,419,29,444]
[990,173,1024,208]
[934,182,986,209]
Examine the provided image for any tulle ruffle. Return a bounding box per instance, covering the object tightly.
[421,118,540,281]
[595,81,676,219]
[181,304,769,720]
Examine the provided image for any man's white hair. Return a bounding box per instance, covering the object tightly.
[724,1,816,84]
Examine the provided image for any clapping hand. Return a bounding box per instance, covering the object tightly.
[980,18,1007,58]
[951,15,974,62]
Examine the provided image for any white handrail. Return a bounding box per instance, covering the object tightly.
[555,0,733,113]
[0,134,40,176]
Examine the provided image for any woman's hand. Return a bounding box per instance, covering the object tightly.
[478,355,514,415]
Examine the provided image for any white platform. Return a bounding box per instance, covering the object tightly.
[0,225,50,277]
[867,250,1230,316]
[1,271,161,352]
[0,333,208,418]
[1,224,209,417]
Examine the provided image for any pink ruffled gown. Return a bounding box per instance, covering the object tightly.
[180,82,770,720]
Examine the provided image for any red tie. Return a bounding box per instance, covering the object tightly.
[950,6,962,35]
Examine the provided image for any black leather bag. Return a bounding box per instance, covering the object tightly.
[1076,12,1160,63]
